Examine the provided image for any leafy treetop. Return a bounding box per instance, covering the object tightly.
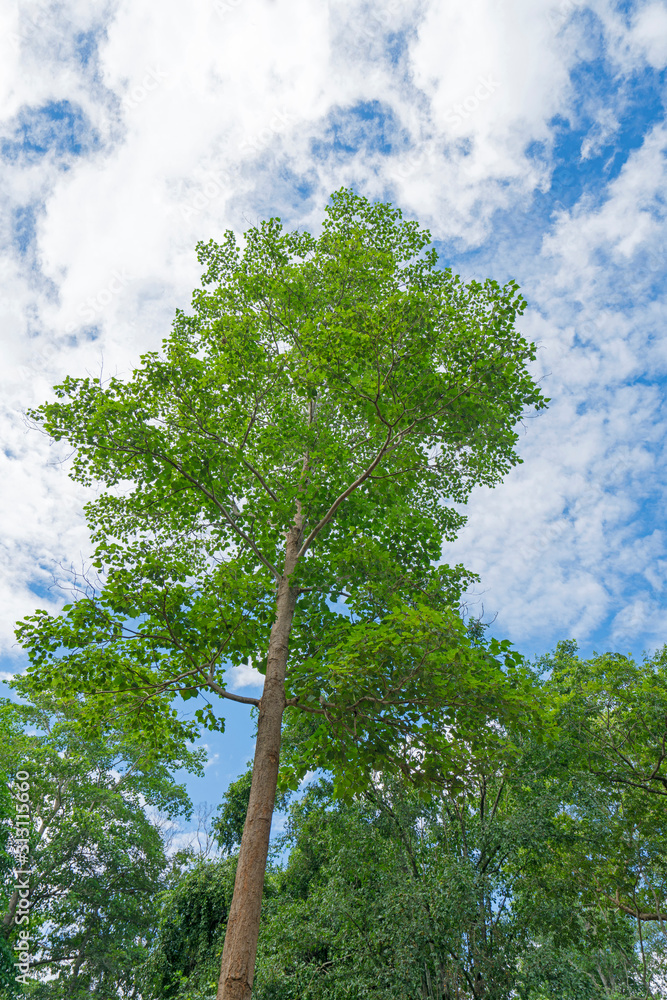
[15,188,547,789]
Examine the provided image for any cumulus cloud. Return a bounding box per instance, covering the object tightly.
[226,662,265,691]
[448,113,667,652]
[1,0,666,666]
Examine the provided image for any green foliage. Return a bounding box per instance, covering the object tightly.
[142,858,238,999]
[251,761,648,999]
[1,641,658,998]
[213,770,255,858]
[13,188,552,996]
[538,641,667,996]
[156,642,667,999]
[0,711,21,998]
[14,188,547,790]
[279,601,542,797]
[0,696,202,998]
[151,732,654,1000]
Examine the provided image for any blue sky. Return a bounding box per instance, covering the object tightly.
[1,0,667,843]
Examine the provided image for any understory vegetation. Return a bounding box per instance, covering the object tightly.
[2,640,667,999]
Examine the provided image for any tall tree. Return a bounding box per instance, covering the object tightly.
[16,189,546,998]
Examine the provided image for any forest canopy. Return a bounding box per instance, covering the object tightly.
[2,642,667,998]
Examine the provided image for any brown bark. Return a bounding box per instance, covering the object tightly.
[216,523,301,1000]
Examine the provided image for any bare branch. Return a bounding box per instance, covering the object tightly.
[612,889,667,923]
[206,676,261,707]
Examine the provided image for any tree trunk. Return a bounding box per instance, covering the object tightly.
[216,525,301,1000]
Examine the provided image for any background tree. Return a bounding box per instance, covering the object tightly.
[539,642,667,997]
[6,640,664,998]
[0,696,202,998]
[249,756,646,998]
[0,709,22,999]
[146,738,652,1000]
[141,857,239,1000]
[144,644,667,1000]
[15,188,547,998]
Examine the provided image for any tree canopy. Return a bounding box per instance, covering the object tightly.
[143,644,667,1000]
[15,187,546,782]
[5,645,667,998]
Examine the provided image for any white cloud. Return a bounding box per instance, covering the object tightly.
[580,108,620,160]
[226,662,265,691]
[1,0,666,665]
[448,116,667,651]
[204,752,220,771]
[629,2,667,70]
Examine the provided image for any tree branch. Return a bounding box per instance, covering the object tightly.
[296,427,393,558]
[206,676,261,707]
[177,472,280,581]
[611,889,667,923]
